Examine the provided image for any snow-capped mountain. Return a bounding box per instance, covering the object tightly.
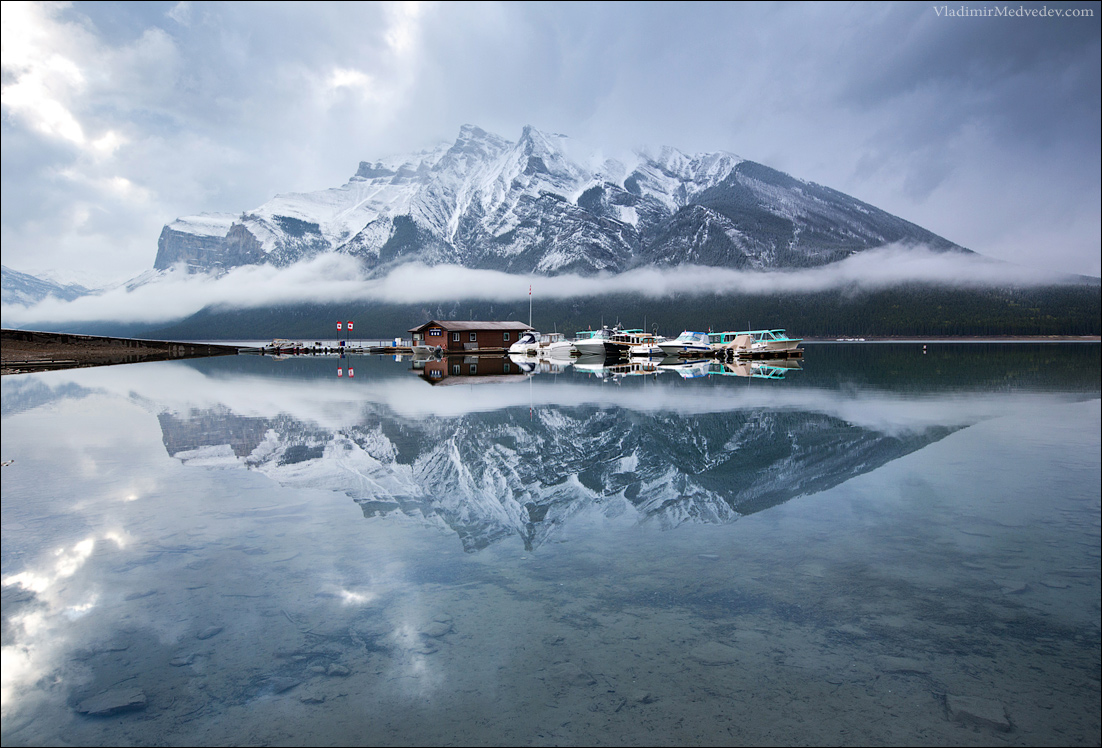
[157,396,958,553]
[1,265,93,306]
[155,124,966,277]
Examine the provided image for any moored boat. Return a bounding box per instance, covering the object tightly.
[629,334,667,358]
[507,331,542,356]
[264,339,306,355]
[657,331,712,357]
[708,331,752,355]
[744,329,802,353]
[510,331,575,358]
[573,328,631,358]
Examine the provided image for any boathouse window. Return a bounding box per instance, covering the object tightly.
[452,364,460,375]
[413,333,422,341]
[452,332,460,342]
[503,332,510,342]
[469,363,478,374]
[504,362,510,373]
[469,332,477,342]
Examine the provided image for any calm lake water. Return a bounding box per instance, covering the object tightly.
[2,343,1099,746]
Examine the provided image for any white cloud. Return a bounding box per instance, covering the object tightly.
[1,245,1085,328]
[0,1,1098,286]
[166,2,193,27]
[1,2,89,146]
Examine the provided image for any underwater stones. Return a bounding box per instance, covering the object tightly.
[349,617,391,646]
[689,641,740,665]
[416,612,454,644]
[267,676,302,694]
[75,688,147,716]
[196,625,224,640]
[945,693,1012,732]
[414,642,439,655]
[420,620,453,638]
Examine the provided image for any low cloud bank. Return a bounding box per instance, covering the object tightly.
[1,245,1089,327]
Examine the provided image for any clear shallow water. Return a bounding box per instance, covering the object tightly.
[1,343,1099,746]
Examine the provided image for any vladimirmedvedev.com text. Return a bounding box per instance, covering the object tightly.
[933,5,1095,17]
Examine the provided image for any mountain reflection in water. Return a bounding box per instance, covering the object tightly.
[2,342,1098,748]
[144,344,1092,552]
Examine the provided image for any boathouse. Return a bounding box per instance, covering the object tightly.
[409,320,533,353]
[416,355,530,384]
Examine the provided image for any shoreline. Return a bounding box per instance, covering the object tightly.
[1,329,241,376]
[3,329,1098,376]
[802,335,1101,343]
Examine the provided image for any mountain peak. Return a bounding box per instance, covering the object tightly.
[154,124,967,277]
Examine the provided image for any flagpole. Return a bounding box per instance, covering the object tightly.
[529,284,532,328]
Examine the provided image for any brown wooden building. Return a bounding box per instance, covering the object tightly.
[409,320,533,353]
[415,355,530,384]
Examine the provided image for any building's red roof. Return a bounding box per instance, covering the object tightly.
[409,320,534,333]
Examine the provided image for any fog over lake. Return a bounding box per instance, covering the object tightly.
[2,343,1099,746]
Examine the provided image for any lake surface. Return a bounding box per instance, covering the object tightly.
[2,343,1099,746]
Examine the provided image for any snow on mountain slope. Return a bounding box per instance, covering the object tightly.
[154,124,967,277]
[1,265,93,306]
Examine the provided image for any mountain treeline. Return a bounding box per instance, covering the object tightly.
[115,283,1101,341]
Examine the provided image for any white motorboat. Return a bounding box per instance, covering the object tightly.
[657,331,712,357]
[572,328,631,358]
[411,343,443,359]
[745,329,802,353]
[629,336,667,358]
[508,331,542,356]
[545,338,577,359]
[509,331,573,359]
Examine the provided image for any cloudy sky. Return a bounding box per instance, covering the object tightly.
[2,0,1100,287]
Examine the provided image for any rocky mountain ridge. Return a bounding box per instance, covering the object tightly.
[1,265,92,306]
[154,124,966,277]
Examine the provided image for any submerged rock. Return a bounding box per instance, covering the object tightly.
[76,688,147,716]
[196,626,224,640]
[420,620,453,638]
[945,693,1012,732]
[268,677,302,694]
